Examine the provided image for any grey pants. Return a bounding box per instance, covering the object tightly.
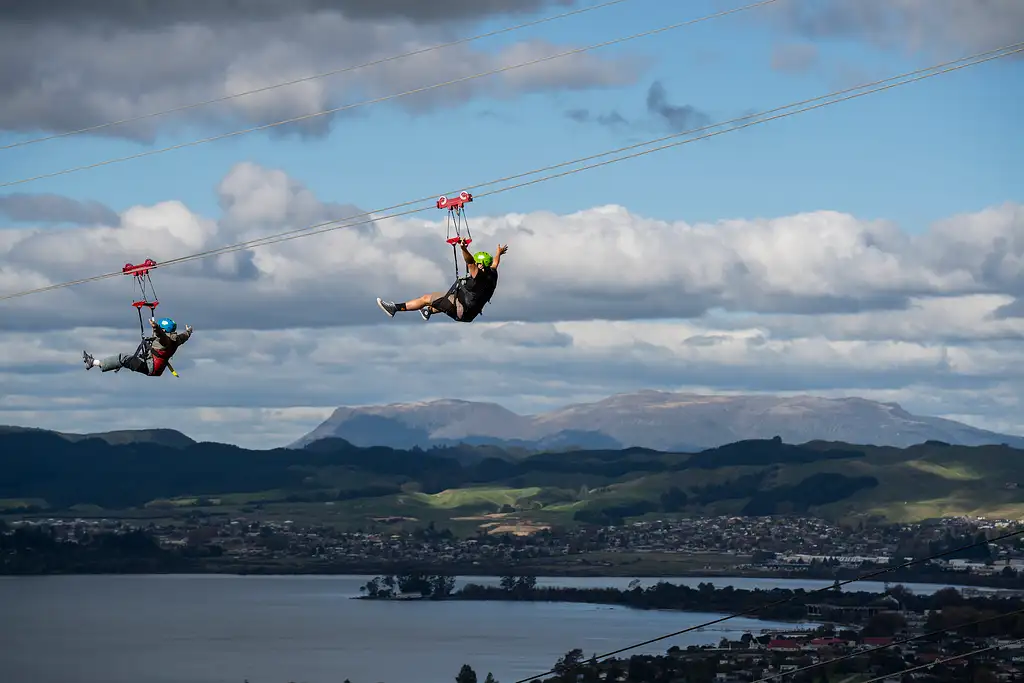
[98,353,154,375]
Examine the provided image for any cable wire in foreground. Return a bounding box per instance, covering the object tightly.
[858,642,1014,683]
[164,42,1024,268]
[509,527,1024,683]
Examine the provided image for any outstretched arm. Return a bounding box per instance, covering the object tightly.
[171,325,194,344]
[460,240,479,277]
[150,319,193,343]
[492,243,509,269]
[150,318,169,341]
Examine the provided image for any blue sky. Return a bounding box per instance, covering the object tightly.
[2,0,1020,234]
[2,0,1024,447]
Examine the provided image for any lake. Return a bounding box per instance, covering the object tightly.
[0,574,985,683]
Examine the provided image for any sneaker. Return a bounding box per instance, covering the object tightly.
[83,351,95,370]
[420,308,432,321]
[376,298,397,318]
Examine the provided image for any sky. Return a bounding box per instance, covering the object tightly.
[0,0,1022,449]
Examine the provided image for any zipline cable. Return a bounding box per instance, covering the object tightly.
[752,606,1024,682]
[0,41,1019,304]
[162,43,1024,264]
[0,0,780,189]
[509,527,1024,683]
[151,41,1024,263]
[0,0,639,151]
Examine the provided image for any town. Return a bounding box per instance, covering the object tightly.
[3,513,1023,585]
[500,620,1023,683]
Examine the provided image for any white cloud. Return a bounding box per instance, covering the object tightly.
[764,0,1024,56]
[0,6,643,139]
[2,162,1024,447]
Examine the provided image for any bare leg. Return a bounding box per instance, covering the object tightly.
[401,293,439,312]
[377,292,445,317]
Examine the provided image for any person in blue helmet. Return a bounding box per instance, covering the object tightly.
[83,316,193,376]
[377,242,508,322]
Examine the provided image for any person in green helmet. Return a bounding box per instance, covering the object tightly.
[377,241,508,322]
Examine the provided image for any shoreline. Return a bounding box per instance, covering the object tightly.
[349,592,825,628]
[348,577,1024,632]
[3,563,1021,592]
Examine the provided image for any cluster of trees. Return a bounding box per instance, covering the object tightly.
[0,524,199,574]
[359,572,457,599]
[499,574,537,590]
[455,664,499,683]
[359,573,540,599]
[454,577,1024,634]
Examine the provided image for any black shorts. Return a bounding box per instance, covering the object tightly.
[430,283,481,322]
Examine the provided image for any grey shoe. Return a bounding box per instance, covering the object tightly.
[376,298,397,317]
[420,308,432,321]
[83,351,95,370]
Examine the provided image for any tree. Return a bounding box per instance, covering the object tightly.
[483,673,498,683]
[431,574,457,598]
[398,571,432,596]
[553,649,584,682]
[627,656,653,682]
[456,664,478,683]
[361,577,382,597]
[516,575,538,591]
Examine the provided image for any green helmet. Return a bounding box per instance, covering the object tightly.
[473,251,493,268]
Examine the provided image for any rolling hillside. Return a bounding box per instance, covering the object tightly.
[289,391,1024,452]
[2,426,1023,527]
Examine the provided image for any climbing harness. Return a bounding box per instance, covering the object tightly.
[432,192,479,321]
[121,258,178,377]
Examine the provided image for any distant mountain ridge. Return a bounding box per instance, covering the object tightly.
[290,391,1024,451]
[0,425,195,449]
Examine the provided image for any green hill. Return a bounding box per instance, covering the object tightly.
[0,425,194,448]
[1,428,1022,528]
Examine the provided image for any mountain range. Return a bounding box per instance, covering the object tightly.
[290,391,1024,452]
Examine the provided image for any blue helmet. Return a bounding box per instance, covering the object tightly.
[157,317,176,333]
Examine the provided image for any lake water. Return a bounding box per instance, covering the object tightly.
[0,574,989,683]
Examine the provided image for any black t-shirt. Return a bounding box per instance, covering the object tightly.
[460,266,498,315]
